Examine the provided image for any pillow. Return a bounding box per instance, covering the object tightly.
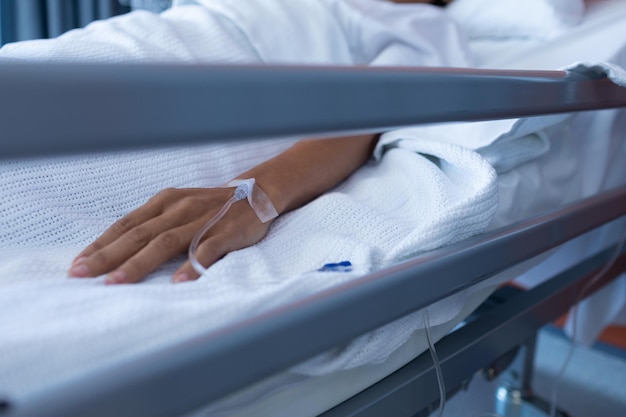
[446,0,585,40]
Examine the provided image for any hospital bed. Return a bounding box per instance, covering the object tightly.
[1,1,626,416]
[2,64,625,417]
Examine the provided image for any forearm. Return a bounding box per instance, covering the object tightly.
[238,134,379,214]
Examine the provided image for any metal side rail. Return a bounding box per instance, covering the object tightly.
[5,185,626,417]
[1,64,625,158]
[320,246,626,417]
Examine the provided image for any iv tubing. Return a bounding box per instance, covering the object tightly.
[423,309,446,417]
[188,195,238,275]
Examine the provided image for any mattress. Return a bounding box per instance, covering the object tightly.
[0,1,625,416]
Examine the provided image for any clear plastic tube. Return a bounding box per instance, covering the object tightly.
[425,304,506,417]
[423,309,446,417]
[188,195,237,275]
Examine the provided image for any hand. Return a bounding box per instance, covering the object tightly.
[67,134,378,285]
[68,187,272,284]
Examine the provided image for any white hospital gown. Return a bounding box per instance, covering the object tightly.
[1,0,472,66]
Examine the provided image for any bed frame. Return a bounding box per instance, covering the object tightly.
[1,63,626,417]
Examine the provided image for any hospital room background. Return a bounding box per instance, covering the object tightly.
[1,0,626,416]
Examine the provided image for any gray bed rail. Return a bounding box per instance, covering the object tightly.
[1,64,626,158]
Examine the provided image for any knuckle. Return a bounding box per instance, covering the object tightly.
[159,187,180,200]
[125,226,152,246]
[180,196,208,214]
[149,187,179,206]
[111,216,134,235]
[218,221,238,237]
[90,250,109,267]
[82,242,102,255]
[196,243,219,266]
[124,257,147,278]
[154,231,182,251]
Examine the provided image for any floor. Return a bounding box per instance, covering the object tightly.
[430,326,626,417]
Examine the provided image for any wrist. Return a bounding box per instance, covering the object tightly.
[235,133,379,216]
[236,160,295,215]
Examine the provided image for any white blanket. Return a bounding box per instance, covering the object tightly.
[0,0,624,400]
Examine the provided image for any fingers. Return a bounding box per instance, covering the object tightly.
[69,213,189,281]
[72,191,167,262]
[68,189,197,281]
[106,224,195,284]
[68,187,271,284]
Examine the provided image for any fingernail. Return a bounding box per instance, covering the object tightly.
[72,256,87,266]
[68,263,89,277]
[173,272,189,283]
[106,270,126,284]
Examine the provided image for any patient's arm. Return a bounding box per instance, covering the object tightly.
[68,134,378,284]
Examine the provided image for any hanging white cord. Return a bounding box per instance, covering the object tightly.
[188,179,278,276]
[549,223,626,417]
[423,309,446,417]
[424,309,505,417]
